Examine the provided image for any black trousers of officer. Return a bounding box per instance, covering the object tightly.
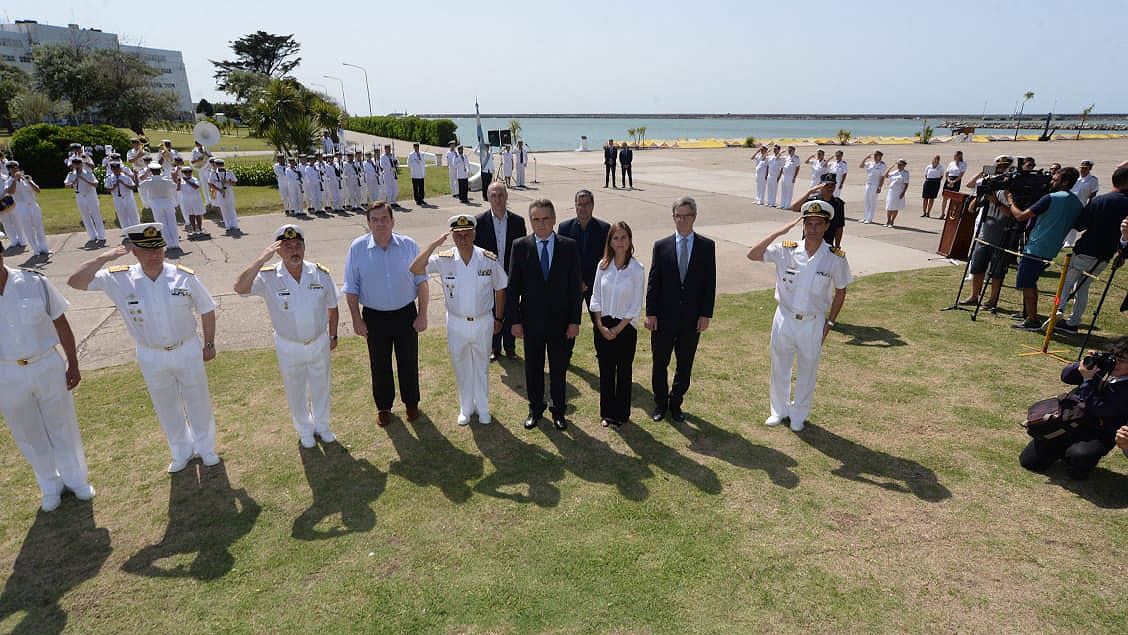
[651,324,700,410]
[362,303,420,411]
[523,327,570,418]
[594,316,637,421]
[1019,432,1115,478]
[480,171,492,200]
[604,163,617,187]
[412,177,425,204]
[458,178,469,203]
[621,163,633,188]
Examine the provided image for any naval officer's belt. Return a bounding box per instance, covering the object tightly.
[451,310,493,322]
[277,332,328,346]
[2,347,56,366]
[140,336,193,352]
[779,304,822,321]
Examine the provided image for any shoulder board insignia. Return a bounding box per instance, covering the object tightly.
[482,250,497,261]
[176,264,195,274]
[315,263,331,274]
[830,247,846,257]
[25,269,44,276]
[782,241,798,248]
[437,249,454,258]
[260,265,275,272]
[108,265,130,272]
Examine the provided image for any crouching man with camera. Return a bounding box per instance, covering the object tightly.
[1020,336,1128,479]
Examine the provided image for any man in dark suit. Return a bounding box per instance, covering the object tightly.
[603,139,618,189]
[557,189,610,320]
[619,142,634,189]
[644,196,716,423]
[475,182,527,359]
[506,198,583,431]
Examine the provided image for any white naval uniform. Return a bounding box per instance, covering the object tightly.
[283,167,304,213]
[6,175,48,255]
[139,177,181,249]
[209,168,239,230]
[127,148,152,210]
[64,169,105,241]
[273,163,290,213]
[324,161,343,210]
[0,268,90,498]
[426,246,508,422]
[350,160,368,208]
[191,149,212,206]
[445,149,459,194]
[179,176,206,219]
[89,262,218,463]
[829,160,848,198]
[105,172,142,229]
[339,161,357,208]
[861,160,887,223]
[380,153,398,203]
[754,157,769,204]
[515,146,528,186]
[808,158,827,186]
[765,155,783,206]
[501,151,514,178]
[1065,174,1101,247]
[408,151,426,179]
[322,136,335,155]
[363,158,382,203]
[243,261,340,438]
[763,240,852,426]
[780,153,801,209]
[302,164,324,211]
[885,168,909,211]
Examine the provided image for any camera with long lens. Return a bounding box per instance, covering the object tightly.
[1083,351,1118,373]
[978,165,1053,209]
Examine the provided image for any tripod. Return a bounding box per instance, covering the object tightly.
[1077,253,1124,360]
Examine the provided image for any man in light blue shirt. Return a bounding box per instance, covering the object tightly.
[344,202,430,425]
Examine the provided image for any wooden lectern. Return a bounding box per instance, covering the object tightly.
[937,191,976,260]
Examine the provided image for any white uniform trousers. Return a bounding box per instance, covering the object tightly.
[150,200,180,249]
[75,194,105,241]
[448,167,458,195]
[862,185,879,223]
[755,175,768,204]
[365,178,380,204]
[765,175,779,207]
[1060,253,1107,326]
[516,164,526,186]
[111,196,141,231]
[215,191,239,230]
[274,332,332,437]
[285,184,303,213]
[2,206,27,246]
[768,307,825,425]
[201,168,214,206]
[137,186,152,213]
[341,178,355,208]
[353,179,368,208]
[17,202,48,254]
[278,180,292,212]
[446,313,493,418]
[383,175,398,204]
[779,179,796,211]
[136,336,217,462]
[326,180,343,209]
[307,183,324,211]
[0,351,89,497]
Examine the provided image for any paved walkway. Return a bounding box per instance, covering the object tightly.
[13,138,1127,369]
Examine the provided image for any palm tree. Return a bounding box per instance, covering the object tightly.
[638,126,647,144]
[1015,91,1034,140]
[509,119,522,142]
[836,129,852,145]
[1076,103,1095,140]
[627,127,637,143]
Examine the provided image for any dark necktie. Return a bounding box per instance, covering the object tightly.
[539,240,550,280]
[678,237,689,282]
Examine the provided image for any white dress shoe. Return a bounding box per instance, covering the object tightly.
[317,430,336,443]
[41,493,62,512]
[478,414,491,425]
[71,484,96,501]
[167,457,190,473]
[789,419,806,432]
[299,435,316,449]
[764,415,785,426]
[457,413,470,426]
[200,452,221,466]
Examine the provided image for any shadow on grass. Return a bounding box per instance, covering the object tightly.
[544,422,653,501]
[121,461,261,581]
[798,423,952,502]
[386,414,484,504]
[671,415,800,489]
[471,418,565,507]
[834,322,907,347]
[0,502,111,635]
[1048,465,1128,509]
[292,442,387,540]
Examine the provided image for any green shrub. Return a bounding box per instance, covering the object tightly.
[743,136,756,147]
[10,124,132,188]
[227,161,277,187]
[344,116,458,146]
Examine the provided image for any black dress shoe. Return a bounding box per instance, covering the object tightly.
[650,408,666,422]
[670,406,686,422]
[524,414,540,430]
[552,415,567,430]
[505,349,517,358]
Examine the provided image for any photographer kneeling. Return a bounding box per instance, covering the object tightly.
[1020,336,1128,480]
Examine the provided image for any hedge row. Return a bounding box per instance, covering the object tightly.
[9,124,133,188]
[344,116,457,147]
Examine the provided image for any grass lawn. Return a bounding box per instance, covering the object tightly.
[0,265,1125,633]
[127,128,275,153]
[20,166,452,234]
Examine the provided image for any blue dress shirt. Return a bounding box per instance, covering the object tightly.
[342,232,427,310]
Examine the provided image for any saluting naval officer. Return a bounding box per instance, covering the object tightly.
[235,224,341,448]
[410,214,507,426]
[0,227,95,512]
[67,223,222,473]
[746,200,851,432]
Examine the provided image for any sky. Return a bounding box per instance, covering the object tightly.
[4,0,1125,116]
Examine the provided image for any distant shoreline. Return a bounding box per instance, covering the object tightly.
[418,113,1128,121]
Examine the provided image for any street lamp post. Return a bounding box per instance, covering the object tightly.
[342,62,372,116]
[323,75,347,114]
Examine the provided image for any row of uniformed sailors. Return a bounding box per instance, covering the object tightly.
[274,149,401,216]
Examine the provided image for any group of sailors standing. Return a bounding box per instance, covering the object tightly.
[274,142,409,216]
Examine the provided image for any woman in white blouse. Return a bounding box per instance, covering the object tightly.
[944,150,967,192]
[921,155,944,217]
[883,160,910,227]
[589,221,645,428]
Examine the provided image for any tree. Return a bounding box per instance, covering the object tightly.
[836,129,852,145]
[86,48,179,134]
[243,77,341,153]
[212,31,301,93]
[637,126,647,143]
[9,90,62,126]
[509,119,522,142]
[30,42,99,122]
[0,61,30,132]
[914,120,933,144]
[1015,91,1034,141]
[1076,103,1095,140]
[627,127,637,143]
[197,98,215,117]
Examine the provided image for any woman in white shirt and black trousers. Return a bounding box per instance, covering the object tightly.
[590,221,645,428]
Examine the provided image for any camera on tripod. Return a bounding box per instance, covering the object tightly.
[977,161,1053,209]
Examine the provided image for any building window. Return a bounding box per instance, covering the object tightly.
[18,55,31,63]
[1,55,15,62]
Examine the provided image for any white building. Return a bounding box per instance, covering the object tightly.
[0,19,193,116]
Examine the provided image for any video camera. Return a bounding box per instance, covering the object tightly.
[978,163,1053,209]
[1083,351,1118,374]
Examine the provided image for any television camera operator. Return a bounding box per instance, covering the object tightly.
[1020,336,1128,479]
[959,155,1020,310]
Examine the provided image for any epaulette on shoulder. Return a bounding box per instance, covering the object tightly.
[830,247,846,257]
[260,265,275,272]
[438,249,454,258]
[482,250,497,261]
[316,262,330,274]
[108,265,130,273]
[782,241,798,248]
[176,264,195,275]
